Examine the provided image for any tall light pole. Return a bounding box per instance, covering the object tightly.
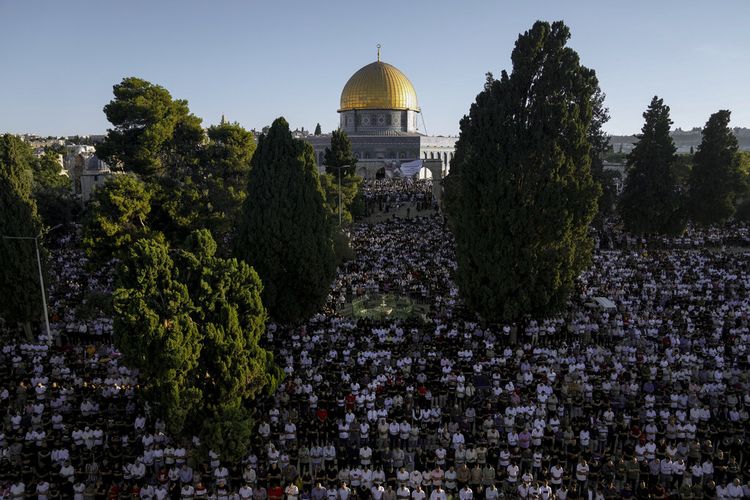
[338,165,343,227]
[2,223,62,343]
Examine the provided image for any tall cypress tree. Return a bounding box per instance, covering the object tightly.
[687,110,743,225]
[0,134,44,335]
[235,117,336,324]
[447,21,600,323]
[113,238,203,437]
[324,129,358,176]
[619,96,683,234]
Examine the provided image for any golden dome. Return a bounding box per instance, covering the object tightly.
[339,60,420,112]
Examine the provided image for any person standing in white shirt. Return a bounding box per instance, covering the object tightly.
[575,458,589,493]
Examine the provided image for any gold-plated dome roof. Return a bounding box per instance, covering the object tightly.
[339,60,420,112]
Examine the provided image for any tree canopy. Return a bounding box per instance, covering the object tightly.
[200,121,257,239]
[83,174,155,261]
[96,77,204,177]
[687,110,744,225]
[323,129,357,176]
[32,150,79,227]
[114,230,280,460]
[95,77,260,249]
[113,238,202,436]
[619,96,684,235]
[235,117,336,324]
[588,89,616,221]
[0,134,44,331]
[446,20,601,323]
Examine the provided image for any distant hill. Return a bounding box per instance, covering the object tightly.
[609,127,750,154]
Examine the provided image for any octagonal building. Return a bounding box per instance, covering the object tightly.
[307,50,456,180]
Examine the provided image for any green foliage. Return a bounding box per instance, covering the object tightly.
[31,150,79,227]
[441,116,470,229]
[113,239,202,436]
[96,77,203,177]
[0,134,43,327]
[95,78,261,253]
[314,123,322,136]
[235,118,336,324]
[350,188,367,220]
[199,122,257,239]
[596,170,621,217]
[83,174,155,261]
[672,154,694,189]
[324,129,357,176]
[734,197,750,223]
[588,88,615,220]
[687,110,744,226]
[603,150,628,164]
[738,152,750,177]
[318,172,363,226]
[33,151,69,190]
[148,176,207,244]
[619,96,684,235]
[446,21,600,323]
[114,230,280,460]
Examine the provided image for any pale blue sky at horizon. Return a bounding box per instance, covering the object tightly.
[1,0,748,138]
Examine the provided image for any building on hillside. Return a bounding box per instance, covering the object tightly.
[63,145,113,203]
[307,48,456,187]
[80,156,114,204]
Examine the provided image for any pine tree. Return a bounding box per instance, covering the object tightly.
[0,135,44,334]
[447,21,600,323]
[97,77,204,177]
[619,96,684,235]
[314,123,322,136]
[687,110,743,225]
[235,117,336,324]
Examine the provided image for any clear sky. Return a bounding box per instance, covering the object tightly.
[1,0,748,137]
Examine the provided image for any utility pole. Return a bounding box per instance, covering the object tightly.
[338,165,343,227]
[2,224,62,344]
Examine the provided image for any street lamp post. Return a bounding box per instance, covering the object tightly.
[338,165,343,227]
[2,224,62,343]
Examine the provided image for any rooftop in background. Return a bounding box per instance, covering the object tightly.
[610,127,750,154]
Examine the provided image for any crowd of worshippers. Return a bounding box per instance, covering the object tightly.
[2,184,750,499]
[362,180,435,215]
